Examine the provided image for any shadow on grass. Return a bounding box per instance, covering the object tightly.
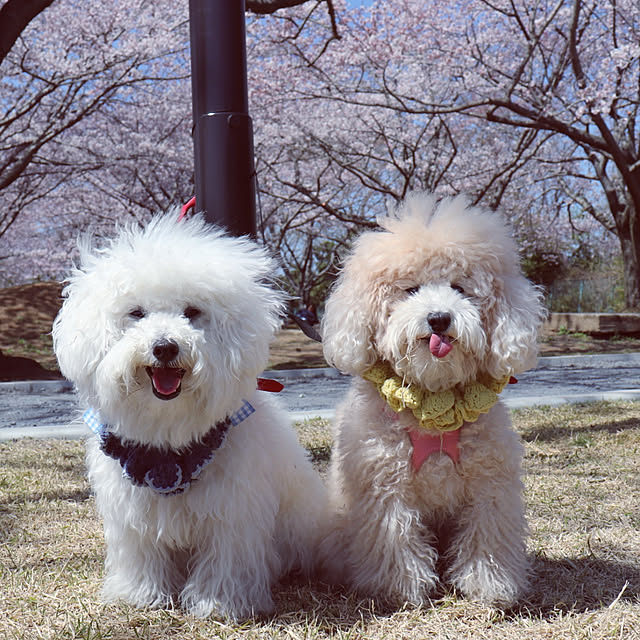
[269,577,389,632]
[518,553,639,618]
[0,487,92,541]
[270,552,640,631]
[521,414,640,444]
[0,453,89,508]
[0,487,91,506]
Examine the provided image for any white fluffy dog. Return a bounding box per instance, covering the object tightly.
[319,193,545,607]
[53,213,325,620]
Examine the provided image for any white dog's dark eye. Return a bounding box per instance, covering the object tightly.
[128,308,146,320]
[451,284,465,295]
[404,286,420,296]
[184,306,202,322]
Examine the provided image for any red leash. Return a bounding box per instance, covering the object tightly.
[179,196,196,221]
[257,378,284,393]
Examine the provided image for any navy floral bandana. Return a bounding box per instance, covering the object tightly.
[83,401,254,495]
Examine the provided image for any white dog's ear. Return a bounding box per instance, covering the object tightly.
[52,273,105,392]
[484,274,546,379]
[321,267,380,375]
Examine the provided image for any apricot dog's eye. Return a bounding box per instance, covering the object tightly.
[128,308,146,320]
[404,286,420,296]
[184,306,202,322]
[451,284,465,295]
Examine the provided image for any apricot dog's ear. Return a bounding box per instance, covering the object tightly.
[483,273,546,380]
[321,256,383,376]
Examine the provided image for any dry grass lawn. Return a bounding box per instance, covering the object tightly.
[0,402,638,639]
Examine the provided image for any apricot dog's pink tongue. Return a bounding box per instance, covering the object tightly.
[151,367,183,395]
[429,333,453,358]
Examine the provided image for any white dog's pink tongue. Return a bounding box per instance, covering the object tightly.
[151,367,183,396]
[429,334,453,358]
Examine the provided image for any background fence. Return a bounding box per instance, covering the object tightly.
[545,276,625,313]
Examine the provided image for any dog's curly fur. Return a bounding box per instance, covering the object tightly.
[53,213,326,620]
[319,193,545,607]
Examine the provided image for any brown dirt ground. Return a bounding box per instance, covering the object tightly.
[1,281,640,381]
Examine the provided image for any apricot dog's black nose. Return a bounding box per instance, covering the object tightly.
[427,312,452,334]
[153,339,180,363]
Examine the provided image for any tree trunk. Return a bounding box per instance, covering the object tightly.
[616,206,640,311]
[0,0,55,66]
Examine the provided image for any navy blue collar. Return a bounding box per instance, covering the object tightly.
[83,401,254,495]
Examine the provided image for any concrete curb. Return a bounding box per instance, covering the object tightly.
[0,379,74,392]
[0,423,89,441]
[536,352,640,368]
[3,390,640,441]
[504,389,640,409]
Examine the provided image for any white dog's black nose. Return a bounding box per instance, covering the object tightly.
[153,339,180,363]
[427,312,451,334]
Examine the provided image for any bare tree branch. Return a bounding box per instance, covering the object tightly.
[247,0,339,44]
[0,0,55,67]
[247,0,309,14]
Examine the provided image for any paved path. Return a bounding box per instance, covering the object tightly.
[2,353,640,440]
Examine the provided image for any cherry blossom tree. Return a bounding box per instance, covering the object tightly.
[0,0,335,66]
[248,0,601,305]
[422,0,640,307]
[0,0,190,235]
[0,0,335,285]
[0,0,55,65]
[279,0,638,307]
[1,0,630,314]
[468,0,640,308]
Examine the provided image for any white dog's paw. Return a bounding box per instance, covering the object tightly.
[181,589,274,621]
[103,574,173,609]
[447,553,529,606]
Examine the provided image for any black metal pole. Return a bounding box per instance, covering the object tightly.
[188,0,256,237]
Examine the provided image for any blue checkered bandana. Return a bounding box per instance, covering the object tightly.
[83,400,255,496]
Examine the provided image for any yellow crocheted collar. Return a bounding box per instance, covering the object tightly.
[363,361,511,433]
